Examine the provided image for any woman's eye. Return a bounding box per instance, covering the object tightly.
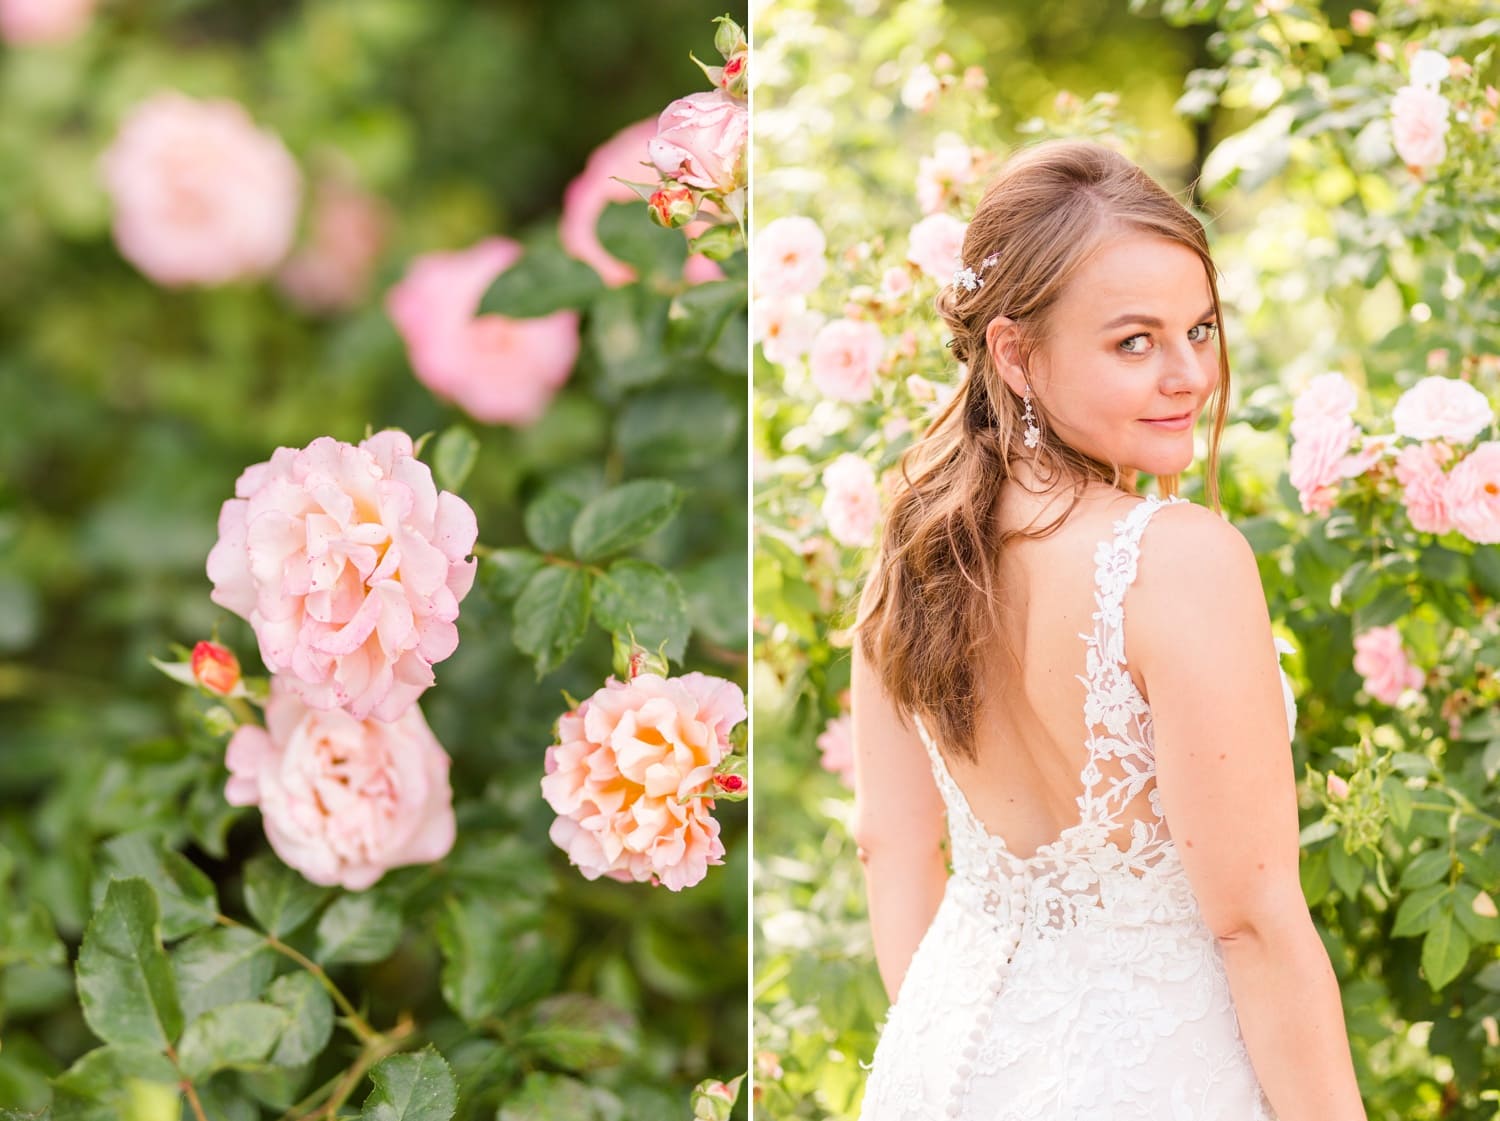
[1189,321,1219,343]
[1120,334,1150,354]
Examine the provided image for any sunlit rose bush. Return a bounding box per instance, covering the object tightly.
[1352,625,1425,706]
[753,216,828,296]
[1392,376,1494,442]
[206,429,478,722]
[905,212,967,282]
[809,317,884,401]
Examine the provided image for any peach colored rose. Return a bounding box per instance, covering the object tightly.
[1288,415,1358,514]
[225,681,455,890]
[809,318,884,402]
[753,296,823,366]
[906,213,967,283]
[541,672,746,891]
[1395,442,1456,534]
[752,216,827,298]
[206,430,477,723]
[1447,441,1500,544]
[101,92,301,287]
[647,91,748,194]
[1290,372,1358,436]
[1352,625,1424,706]
[559,119,719,287]
[277,175,388,314]
[816,714,855,788]
[1391,85,1450,170]
[821,454,880,548]
[0,0,92,43]
[1392,376,1494,443]
[386,238,580,425]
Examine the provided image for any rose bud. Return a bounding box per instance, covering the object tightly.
[713,15,746,58]
[649,185,698,229]
[720,52,747,97]
[714,773,747,794]
[1326,773,1350,800]
[192,641,241,695]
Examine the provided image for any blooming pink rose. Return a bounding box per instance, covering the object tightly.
[901,63,941,112]
[821,454,880,548]
[809,318,884,402]
[916,134,981,215]
[647,91,748,194]
[1447,441,1500,544]
[753,296,823,366]
[387,238,580,425]
[1395,442,1456,534]
[0,0,92,43]
[882,267,914,299]
[1391,85,1450,170]
[101,93,301,287]
[1290,373,1358,437]
[276,175,388,314]
[1352,625,1424,706]
[816,713,855,788]
[1392,376,1494,443]
[559,119,720,287]
[906,213,968,283]
[226,681,455,890]
[752,216,827,297]
[206,430,478,722]
[541,672,746,891]
[1288,415,1358,514]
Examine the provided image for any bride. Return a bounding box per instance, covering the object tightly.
[850,140,1366,1120]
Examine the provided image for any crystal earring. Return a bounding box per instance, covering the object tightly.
[1022,385,1040,449]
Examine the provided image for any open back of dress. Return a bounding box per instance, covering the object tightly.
[857,494,1287,1121]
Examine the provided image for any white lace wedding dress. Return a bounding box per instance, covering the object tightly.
[858,495,1292,1121]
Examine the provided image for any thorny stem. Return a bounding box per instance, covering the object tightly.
[275,1015,417,1121]
[164,1042,208,1121]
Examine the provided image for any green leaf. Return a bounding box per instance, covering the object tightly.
[177,1001,287,1081]
[570,480,682,562]
[615,388,741,473]
[263,972,334,1067]
[172,925,277,1022]
[359,1046,457,1121]
[597,201,688,279]
[97,832,217,940]
[242,854,328,938]
[524,489,583,555]
[1454,884,1500,944]
[1421,907,1471,990]
[513,566,591,677]
[1299,847,1331,906]
[1472,544,1500,600]
[590,559,690,661]
[666,279,747,356]
[1328,843,1364,899]
[1297,819,1338,847]
[1418,545,1469,589]
[314,892,403,965]
[1382,775,1414,833]
[76,878,183,1050]
[519,995,636,1072]
[479,240,604,318]
[497,1072,603,1121]
[51,1045,179,1113]
[1392,883,1449,938]
[586,286,673,391]
[480,548,545,601]
[1399,849,1451,891]
[435,896,558,1025]
[679,552,747,650]
[431,426,479,494]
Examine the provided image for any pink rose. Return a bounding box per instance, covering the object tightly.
[1395,442,1456,534]
[1290,373,1358,436]
[916,134,981,215]
[1352,625,1424,706]
[809,318,884,402]
[0,0,92,43]
[226,681,455,890]
[906,213,968,283]
[206,430,478,723]
[541,672,746,891]
[1447,441,1500,544]
[386,238,580,426]
[1392,376,1494,443]
[1326,773,1350,800]
[647,91,748,194]
[753,296,823,366]
[752,216,827,298]
[882,267,914,299]
[101,92,301,287]
[276,175,388,315]
[816,713,855,788]
[1391,85,1450,170]
[1288,415,1358,514]
[821,454,880,548]
[901,63,941,112]
[559,119,720,287]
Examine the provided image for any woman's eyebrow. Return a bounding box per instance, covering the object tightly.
[1098,306,1217,332]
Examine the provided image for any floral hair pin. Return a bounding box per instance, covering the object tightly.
[952,251,1000,293]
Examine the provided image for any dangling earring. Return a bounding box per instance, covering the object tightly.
[1022,384,1041,449]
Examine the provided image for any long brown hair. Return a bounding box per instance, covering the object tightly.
[855,139,1230,763]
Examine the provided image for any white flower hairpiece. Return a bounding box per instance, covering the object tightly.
[951,251,1000,293]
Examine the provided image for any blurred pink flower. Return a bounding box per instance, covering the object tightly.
[1395,442,1456,534]
[226,681,455,890]
[206,430,478,723]
[1290,373,1358,436]
[1392,376,1494,443]
[560,118,720,287]
[1326,773,1350,800]
[647,91,748,193]
[906,213,967,283]
[277,175,388,314]
[821,454,880,548]
[1447,441,1500,544]
[1390,85,1450,170]
[101,92,301,287]
[816,713,855,788]
[882,267,914,299]
[387,238,580,425]
[752,216,827,297]
[754,296,823,366]
[1352,625,1424,706]
[0,0,92,44]
[541,672,746,891]
[1288,415,1358,514]
[809,318,884,402]
[916,134,982,215]
[901,63,941,112]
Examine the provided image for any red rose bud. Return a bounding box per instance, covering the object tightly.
[720,52,747,97]
[192,641,241,695]
[648,186,697,229]
[714,773,746,794]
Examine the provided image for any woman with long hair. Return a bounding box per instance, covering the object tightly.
[852,139,1365,1120]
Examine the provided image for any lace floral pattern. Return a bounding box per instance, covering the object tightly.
[858,495,1285,1121]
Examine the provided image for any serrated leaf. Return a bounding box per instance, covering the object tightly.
[242,854,328,938]
[172,925,277,1022]
[177,1001,287,1081]
[478,241,604,318]
[314,892,402,965]
[570,480,681,562]
[1392,883,1449,938]
[97,832,218,940]
[1421,907,1471,990]
[435,896,559,1025]
[480,548,545,601]
[590,560,689,661]
[431,426,479,494]
[52,1045,179,1101]
[264,972,334,1067]
[359,1046,457,1121]
[76,878,183,1050]
[514,566,591,677]
[524,490,583,555]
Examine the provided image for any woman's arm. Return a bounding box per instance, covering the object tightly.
[1131,505,1365,1121]
[850,637,949,1003]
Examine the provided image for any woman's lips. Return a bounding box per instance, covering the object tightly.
[1140,413,1193,431]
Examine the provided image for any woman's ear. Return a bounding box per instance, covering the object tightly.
[985,316,1029,397]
